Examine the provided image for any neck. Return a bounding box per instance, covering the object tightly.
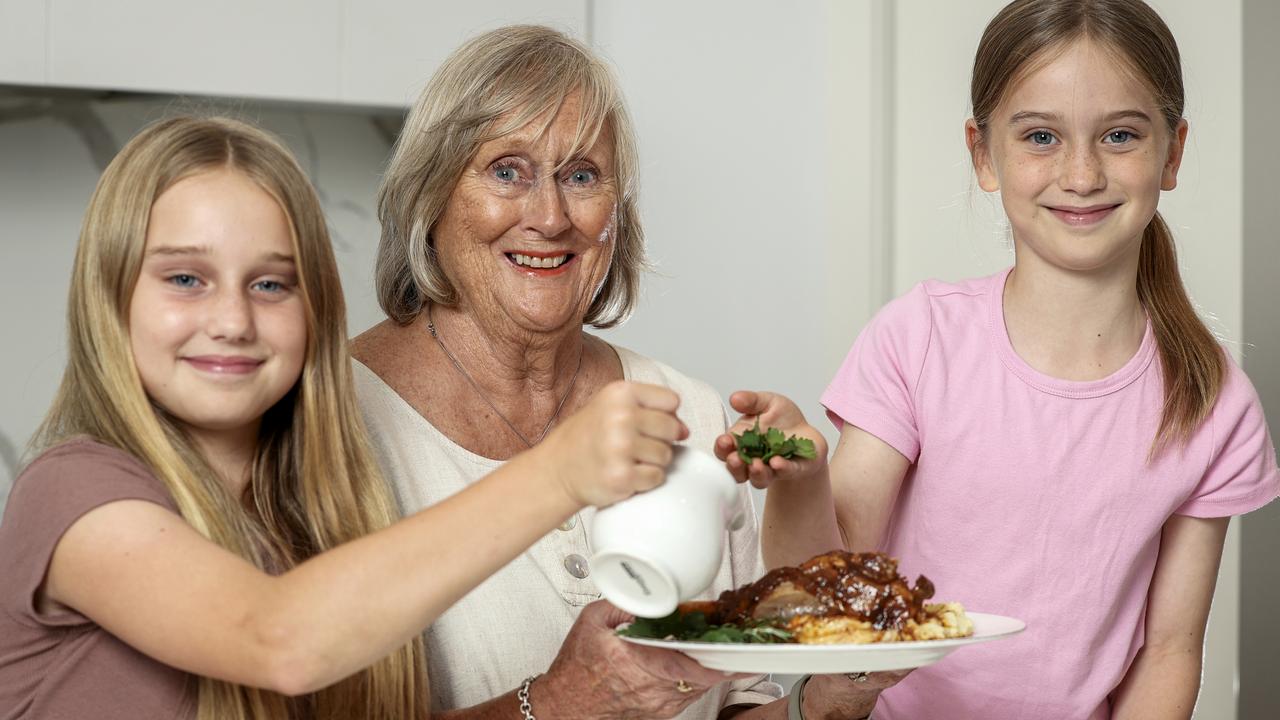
[1003,251,1146,380]
[186,422,260,496]
[424,302,585,394]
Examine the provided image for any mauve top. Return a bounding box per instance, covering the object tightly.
[0,438,194,719]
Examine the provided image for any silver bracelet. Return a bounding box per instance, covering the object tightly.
[788,674,872,720]
[787,674,813,720]
[517,675,540,720]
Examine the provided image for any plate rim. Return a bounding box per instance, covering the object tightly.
[617,611,1026,654]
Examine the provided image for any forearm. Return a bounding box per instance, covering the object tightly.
[721,675,877,720]
[760,466,844,569]
[260,449,580,692]
[719,699,786,719]
[436,689,523,720]
[1110,644,1201,720]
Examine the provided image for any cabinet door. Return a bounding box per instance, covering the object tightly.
[339,0,588,107]
[47,0,341,102]
[0,0,46,85]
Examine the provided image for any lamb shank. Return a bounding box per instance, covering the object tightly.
[685,550,973,644]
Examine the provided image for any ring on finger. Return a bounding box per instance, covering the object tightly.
[847,672,869,683]
[675,679,694,694]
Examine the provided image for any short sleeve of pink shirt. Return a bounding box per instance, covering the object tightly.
[1176,362,1280,517]
[820,283,934,463]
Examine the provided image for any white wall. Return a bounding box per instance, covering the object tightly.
[0,0,587,107]
[592,0,881,453]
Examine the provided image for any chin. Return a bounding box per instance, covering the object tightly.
[510,300,590,331]
[161,395,269,432]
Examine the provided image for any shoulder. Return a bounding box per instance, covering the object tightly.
[17,437,162,492]
[350,323,420,424]
[1,439,180,626]
[1174,350,1280,517]
[350,318,433,396]
[615,345,722,411]
[880,273,994,326]
[349,317,403,366]
[852,272,1001,361]
[1208,352,1273,446]
[613,344,728,446]
[9,437,176,516]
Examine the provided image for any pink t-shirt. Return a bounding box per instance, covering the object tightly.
[821,269,1280,720]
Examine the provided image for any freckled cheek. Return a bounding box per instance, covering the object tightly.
[475,201,520,240]
[570,197,617,244]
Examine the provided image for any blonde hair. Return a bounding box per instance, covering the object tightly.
[376,24,643,328]
[971,0,1225,452]
[33,115,426,720]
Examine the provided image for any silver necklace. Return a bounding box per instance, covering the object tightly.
[426,307,584,449]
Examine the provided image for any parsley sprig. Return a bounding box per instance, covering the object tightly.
[733,420,818,464]
[618,610,794,644]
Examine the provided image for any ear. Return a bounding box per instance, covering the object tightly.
[1161,119,1189,191]
[966,119,1000,192]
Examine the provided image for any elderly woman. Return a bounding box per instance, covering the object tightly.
[352,25,895,720]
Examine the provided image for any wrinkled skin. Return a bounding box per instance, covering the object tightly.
[534,601,752,719]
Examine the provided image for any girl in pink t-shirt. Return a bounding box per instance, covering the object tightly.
[716,1,1280,719]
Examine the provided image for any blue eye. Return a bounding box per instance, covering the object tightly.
[1105,130,1134,144]
[168,274,200,289]
[567,168,597,185]
[492,163,521,182]
[253,280,284,293]
[1029,131,1057,146]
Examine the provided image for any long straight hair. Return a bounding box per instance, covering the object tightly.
[971,0,1225,452]
[32,116,427,720]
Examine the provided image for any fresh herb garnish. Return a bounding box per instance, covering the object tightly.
[618,610,794,644]
[733,420,818,464]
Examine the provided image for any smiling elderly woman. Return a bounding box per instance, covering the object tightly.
[351,25,896,720]
[349,24,784,719]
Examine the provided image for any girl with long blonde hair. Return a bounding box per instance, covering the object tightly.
[0,115,690,719]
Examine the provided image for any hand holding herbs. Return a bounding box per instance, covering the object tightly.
[733,420,818,465]
[618,610,793,644]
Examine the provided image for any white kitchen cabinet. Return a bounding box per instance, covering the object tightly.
[5,1,587,107]
[0,0,46,85]
[338,0,588,107]
[46,1,341,102]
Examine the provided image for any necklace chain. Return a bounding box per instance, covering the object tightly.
[426,307,584,449]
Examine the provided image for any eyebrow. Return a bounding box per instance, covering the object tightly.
[1008,109,1154,125]
[146,245,295,263]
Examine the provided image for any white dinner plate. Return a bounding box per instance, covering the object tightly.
[618,612,1025,674]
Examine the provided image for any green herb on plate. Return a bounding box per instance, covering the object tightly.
[733,420,817,464]
[618,610,794,644]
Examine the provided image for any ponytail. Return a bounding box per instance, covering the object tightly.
[1137,211,1225,454]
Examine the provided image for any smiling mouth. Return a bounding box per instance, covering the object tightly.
[1047,204,1120,226]
[506,252,575,270]
[183,356,264,375]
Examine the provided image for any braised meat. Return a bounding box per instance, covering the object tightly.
[686,550,972,644]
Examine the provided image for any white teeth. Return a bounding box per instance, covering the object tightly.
[512,253,568,269]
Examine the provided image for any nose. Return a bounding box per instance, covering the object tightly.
[1058,143,1106,195]
[206,287,255,343]
[522,175,572,238]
